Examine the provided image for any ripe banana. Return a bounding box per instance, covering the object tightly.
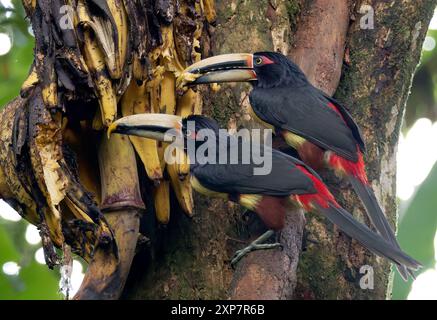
[200,0,217,24]
[21,64,39,97]
[153,180,171,225]
[146,65,165,114]
[160,72,177,115]
[41,72,58,109]
[77,0,129,80]
[133,53,149,83]
[106,0,129,80]
[176,152,191,180]
[121,80,164,183]
[22,0,37,15]
[82,28,117,127]
[77,0,118,126]
[167,161,194,217]
[90,0,129,80]
[177,88,203,118]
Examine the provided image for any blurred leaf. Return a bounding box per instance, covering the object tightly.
[0,1,33,110]
[404,29,437,130]
[0,39,34,108]
[0,222,60,300]
[404,67,436,128]
[0,1,61,300]
[392,164,437,300]
[0,223,20,261]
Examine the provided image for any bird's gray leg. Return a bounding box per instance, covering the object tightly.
[230,230,282,268]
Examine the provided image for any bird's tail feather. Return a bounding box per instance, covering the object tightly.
[348,176,416,280]
[317,203,422,272]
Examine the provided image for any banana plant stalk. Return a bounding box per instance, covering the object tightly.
[74,134,145,300]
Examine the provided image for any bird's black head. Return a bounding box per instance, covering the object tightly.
[185,51,309,89]
[252,52,308,88]
[183,115,220,133]
[182,115,220,147]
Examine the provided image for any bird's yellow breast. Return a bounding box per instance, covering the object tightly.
[239,194,263,211]
[190,176,229,199]
[190,176,262,210]
[282,131,307,149]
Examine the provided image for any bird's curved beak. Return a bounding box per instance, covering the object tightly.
[184,53,257,85]
[108,114,183,142]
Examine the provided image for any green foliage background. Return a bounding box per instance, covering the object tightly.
[0,1,59,300]
[392,26,437,300]
[0,2,435,300]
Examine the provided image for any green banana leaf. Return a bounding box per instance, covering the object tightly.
[393,163,437,299]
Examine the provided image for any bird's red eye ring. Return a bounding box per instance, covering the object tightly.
[185,129,197,139]
[254,56,274,66]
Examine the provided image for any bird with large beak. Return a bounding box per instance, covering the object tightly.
[183,51,419,280]
[108,114,421,271]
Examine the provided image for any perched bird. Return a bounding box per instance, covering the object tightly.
[183,52,415,280]
[108,114,421,272]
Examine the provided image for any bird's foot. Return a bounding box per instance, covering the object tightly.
[230,230,282,268]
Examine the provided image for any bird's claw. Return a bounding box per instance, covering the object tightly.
[230,242,282,268]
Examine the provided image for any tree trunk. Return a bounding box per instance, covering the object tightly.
[0,0,435,300]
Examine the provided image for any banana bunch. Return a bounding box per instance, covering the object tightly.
[75,0,128,127]
[5,0,127,267]
[0,0,216,299]
[0,94,112,266]
[117,0,210,224]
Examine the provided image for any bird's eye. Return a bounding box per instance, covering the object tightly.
[255,57,263,65]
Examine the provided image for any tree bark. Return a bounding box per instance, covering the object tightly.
[124,0,436,300]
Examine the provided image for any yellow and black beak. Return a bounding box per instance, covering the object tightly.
[108,114,183,142]
[184,53,257,85]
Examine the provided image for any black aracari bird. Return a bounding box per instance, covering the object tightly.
[108,114,421,272]
[183,52,416,280]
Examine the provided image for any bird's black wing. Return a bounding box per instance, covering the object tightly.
[192,142,317,197]
[250,85,364,161]
[320,91,366,153]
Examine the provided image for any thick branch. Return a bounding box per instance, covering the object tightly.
[295,0,436,299]
[290,0,351,94]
